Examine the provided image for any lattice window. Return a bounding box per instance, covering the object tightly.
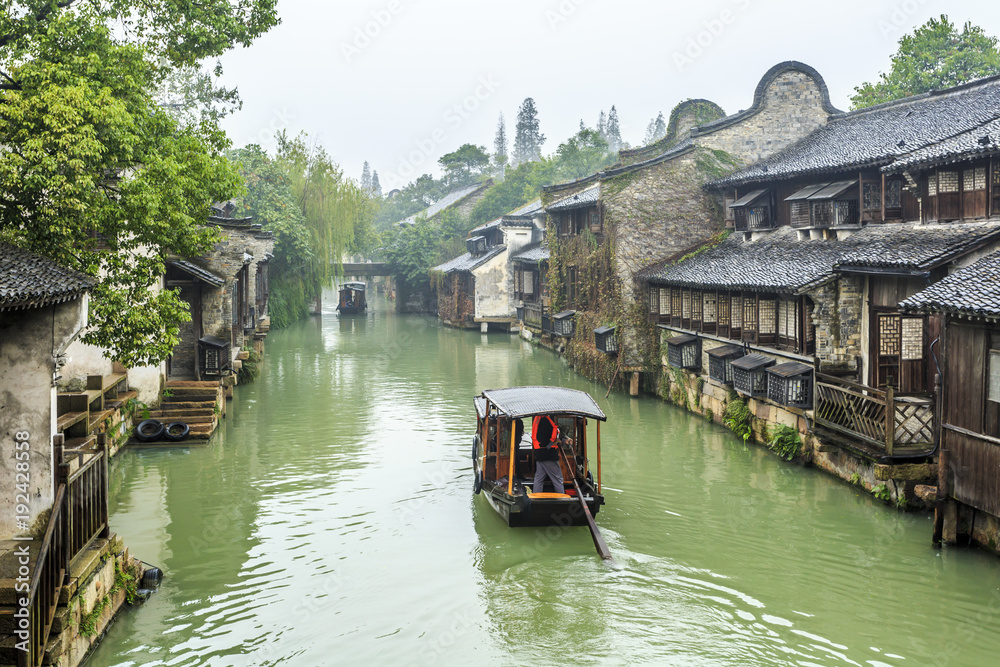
[672,289,682,316]
[718,292,731,326]
[928,173,937,197]
[901,317,923,361]
[990,350,1000,403]
[691,290,703,322]
[515,269,523,295]
[805,301,815,344]
[975,167,987,190]
[879,314,901,355]
[648,285,659,314]
[886,179,902,209]
[939,171,959,193]
[731,295,743,329]
[964,168,977,191]
[758,298,776,334]
[524,271,535,295]
[682,290,691,319]
[659,288,671,316]
[743,296,757,333]
[703,292,717,324]
[863,181,882,211]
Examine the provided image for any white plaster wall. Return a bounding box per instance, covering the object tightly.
[473,250,511,319]
[0,297,87,538]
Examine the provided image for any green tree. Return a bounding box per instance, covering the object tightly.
[851,15,1000,109]
[0,2,278,365]
[438,143,491,187]
[645,111,667,145]
[605,105,623,153]
[467,160,557,229]
[513,97,545,166]
[493,113,509,176]
[555,127,613,181]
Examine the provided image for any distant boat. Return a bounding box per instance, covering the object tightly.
[472,386,607,528]
[336,281,367,315]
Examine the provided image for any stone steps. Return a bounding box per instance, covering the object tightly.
[148,412,215,424]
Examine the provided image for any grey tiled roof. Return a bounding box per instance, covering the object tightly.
[900,251,1000,319]
[0,244,95,310]
[168,259,225,287]
[470,198,543,233]
[512,243,550,264]
[546,183,600,212]
[836,221,1000,271]
[644,222,1000,293]
[886,116,1000,173]
[398,183,487,225]
[713,75,1000,187]
[431,244,505,274]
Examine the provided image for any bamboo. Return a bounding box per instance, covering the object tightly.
[507,419,516,496]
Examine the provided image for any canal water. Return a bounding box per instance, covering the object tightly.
[89,292,1000,666]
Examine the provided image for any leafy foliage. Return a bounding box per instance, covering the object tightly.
[0,1,278,366]
[724,398,753,442]
[554,127,615,181]
[644,112,667,145]
[438,143,491,188]
[851,15,1000,109]
[766,424,802,461]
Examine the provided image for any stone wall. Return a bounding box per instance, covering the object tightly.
[808,275,864,372]
[696,68,834,165]
[604,151,726,290]
[191,225,274,351]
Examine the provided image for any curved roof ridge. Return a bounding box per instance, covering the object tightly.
[694,61,841,136]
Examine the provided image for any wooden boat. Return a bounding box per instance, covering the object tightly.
[336,281,367,315]
[473,386,606,527]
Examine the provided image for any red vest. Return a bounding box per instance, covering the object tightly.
[532,415,559,449]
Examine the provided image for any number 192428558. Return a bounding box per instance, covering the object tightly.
[13,431,30,531]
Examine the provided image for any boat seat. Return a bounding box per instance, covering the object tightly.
[526,491,572,499]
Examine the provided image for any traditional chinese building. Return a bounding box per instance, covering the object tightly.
[642,71,1000,509]
[538,61,840,384]
[432,199,544,330]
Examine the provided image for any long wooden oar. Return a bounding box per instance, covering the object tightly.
[559,446,612,560]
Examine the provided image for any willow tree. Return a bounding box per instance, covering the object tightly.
[275,132,376,304]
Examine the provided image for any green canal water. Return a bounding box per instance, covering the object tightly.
[88,293,1000,666]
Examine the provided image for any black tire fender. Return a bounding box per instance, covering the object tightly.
[164,421,190,442]
[472,435,482,494]
[135,419,164,442]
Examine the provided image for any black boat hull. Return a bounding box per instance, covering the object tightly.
[482,482,603,527]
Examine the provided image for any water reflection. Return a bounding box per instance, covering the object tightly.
[88,290,1000,666]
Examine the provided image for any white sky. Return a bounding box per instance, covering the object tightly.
[217,0,999,191]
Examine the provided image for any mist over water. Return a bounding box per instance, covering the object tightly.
[89,291,1000,666]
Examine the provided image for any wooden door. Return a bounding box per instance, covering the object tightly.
[872,311,926,392]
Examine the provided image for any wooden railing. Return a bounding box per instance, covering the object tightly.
[814,373,935,455]
[17,438,110,667]
[17,488,67,667]
[64,446,110,556]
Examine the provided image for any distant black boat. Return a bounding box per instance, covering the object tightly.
[336,281,367,315]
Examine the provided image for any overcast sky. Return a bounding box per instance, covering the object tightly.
[217,0,999,191]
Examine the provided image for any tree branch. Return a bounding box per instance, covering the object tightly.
[0,70,21,91]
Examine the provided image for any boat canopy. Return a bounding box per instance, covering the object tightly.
[480,386,606,421]
[342,281,366,290]
[474,396,487,420]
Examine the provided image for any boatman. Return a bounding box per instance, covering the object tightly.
[532,415,565,494]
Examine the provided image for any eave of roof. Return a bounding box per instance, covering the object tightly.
[900,250,1000,319]
[0,244,95,311]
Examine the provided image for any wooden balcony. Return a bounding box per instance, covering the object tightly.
[814,373,935,457]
